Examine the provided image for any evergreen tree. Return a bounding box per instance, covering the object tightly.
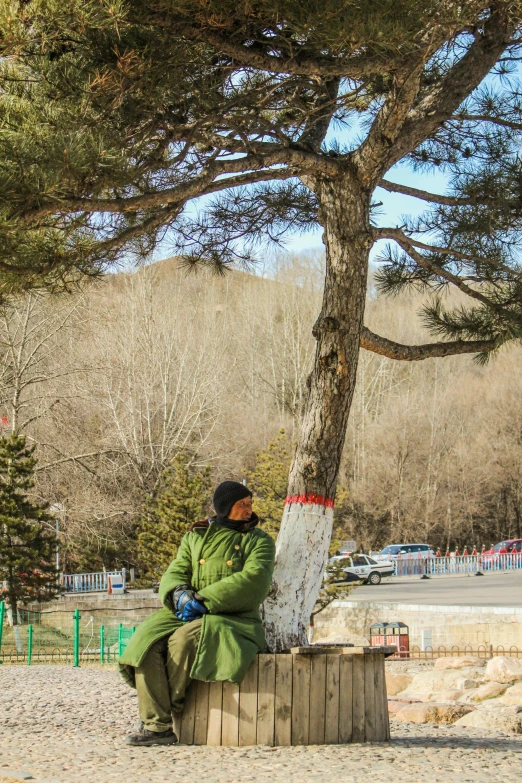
[137,455,211,579]
[247,430,292,536]
[0,434,59,631]
[2,2,522,647]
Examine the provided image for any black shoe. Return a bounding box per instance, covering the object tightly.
[125,726,178,746]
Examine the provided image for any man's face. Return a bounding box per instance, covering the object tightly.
[228,496,253,521]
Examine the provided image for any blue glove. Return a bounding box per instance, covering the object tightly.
[175,590,208,622]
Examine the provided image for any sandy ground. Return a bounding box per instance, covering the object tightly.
[1,664,521,783]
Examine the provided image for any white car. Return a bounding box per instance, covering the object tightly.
[377,543,435,559]
[327,554,395,585]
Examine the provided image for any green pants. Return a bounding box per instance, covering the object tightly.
[135,618,203,732]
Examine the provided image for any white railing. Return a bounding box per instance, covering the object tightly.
[61,569,126,593]
[389,552,522,577]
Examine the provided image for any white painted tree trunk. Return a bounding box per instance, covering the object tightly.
[263,500,334,650]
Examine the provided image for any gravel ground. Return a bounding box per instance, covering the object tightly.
[1,665,522,783]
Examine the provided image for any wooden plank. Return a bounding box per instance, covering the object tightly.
[338,653,353,743]
[351,654,365,743]
[325,654,340,745]
[290,646,396,655]
[207,681,224,746]
[239,657,259,746]
[221,681,240,746]
[291,653,311,745]
[193,681,210,745]
[309,654,326,745]
[363,653,377,742]
[257,654,276,746]
[274,654,293,746]
[374,653,390,741]
[178,681,196,744]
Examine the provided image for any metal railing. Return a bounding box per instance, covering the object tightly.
[387,552,522,577]
[60,568,126,593]
[388,644,522,660]
[0,600,135,665]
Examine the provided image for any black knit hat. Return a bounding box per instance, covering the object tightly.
[213,481,252,518]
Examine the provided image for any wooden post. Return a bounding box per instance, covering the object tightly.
[176,645,393,746]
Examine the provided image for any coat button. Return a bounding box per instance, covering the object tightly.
[234,545,240,550]
[226,560,233,566]
[199,558,205,564]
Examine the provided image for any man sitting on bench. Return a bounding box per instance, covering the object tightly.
[119,480,275,746]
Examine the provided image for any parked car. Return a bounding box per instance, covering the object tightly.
[327,554,395,585]
[481,539,522,559]
[377,543,435,559]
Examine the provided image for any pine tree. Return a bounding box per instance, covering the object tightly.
[2,2,522,647]
[137,455,211,580]
[0,434,59,645]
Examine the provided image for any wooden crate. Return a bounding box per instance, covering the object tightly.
[173,646,393,746]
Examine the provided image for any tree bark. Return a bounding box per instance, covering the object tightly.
[263,174,371,650]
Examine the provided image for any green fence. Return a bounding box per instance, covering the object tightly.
[0,600,135,666]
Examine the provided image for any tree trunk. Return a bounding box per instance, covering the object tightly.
[264,175,371,651]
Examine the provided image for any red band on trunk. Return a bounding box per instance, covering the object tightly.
[285,493,335,509]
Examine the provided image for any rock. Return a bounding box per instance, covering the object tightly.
[400,669,482,697]
[455,709,522,734]
[385,673,413,696]
[394,702,475,725]
[504,682,522,695]
[500,694,522,707]
[429,689,465,702]
[456,677,478,690]
[466,682,508,702]
[434,656,485,670]
[485,656,522,684]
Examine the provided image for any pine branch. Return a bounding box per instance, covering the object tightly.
[149,20,393,79]
[374,226,506,310]
[379,178,479,207]
[298,78,341,152]
[379,228,521,280]
[17,158,304,222]
[360,326,499,361]
[454,113,522,131]
[390,5,517,165]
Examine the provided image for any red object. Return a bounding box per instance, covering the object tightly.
[285,493,335,509]
[455,546,459,557]
[463,546,468,556]
[445,548,450,557]
[370,622,409,658]
[436,548,441,557]
[481,539,522,559]
[472,546,477,556]
[0,417,8,426]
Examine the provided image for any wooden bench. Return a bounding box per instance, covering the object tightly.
[173,645,393,746]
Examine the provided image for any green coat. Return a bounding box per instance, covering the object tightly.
[119,521,275,687]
